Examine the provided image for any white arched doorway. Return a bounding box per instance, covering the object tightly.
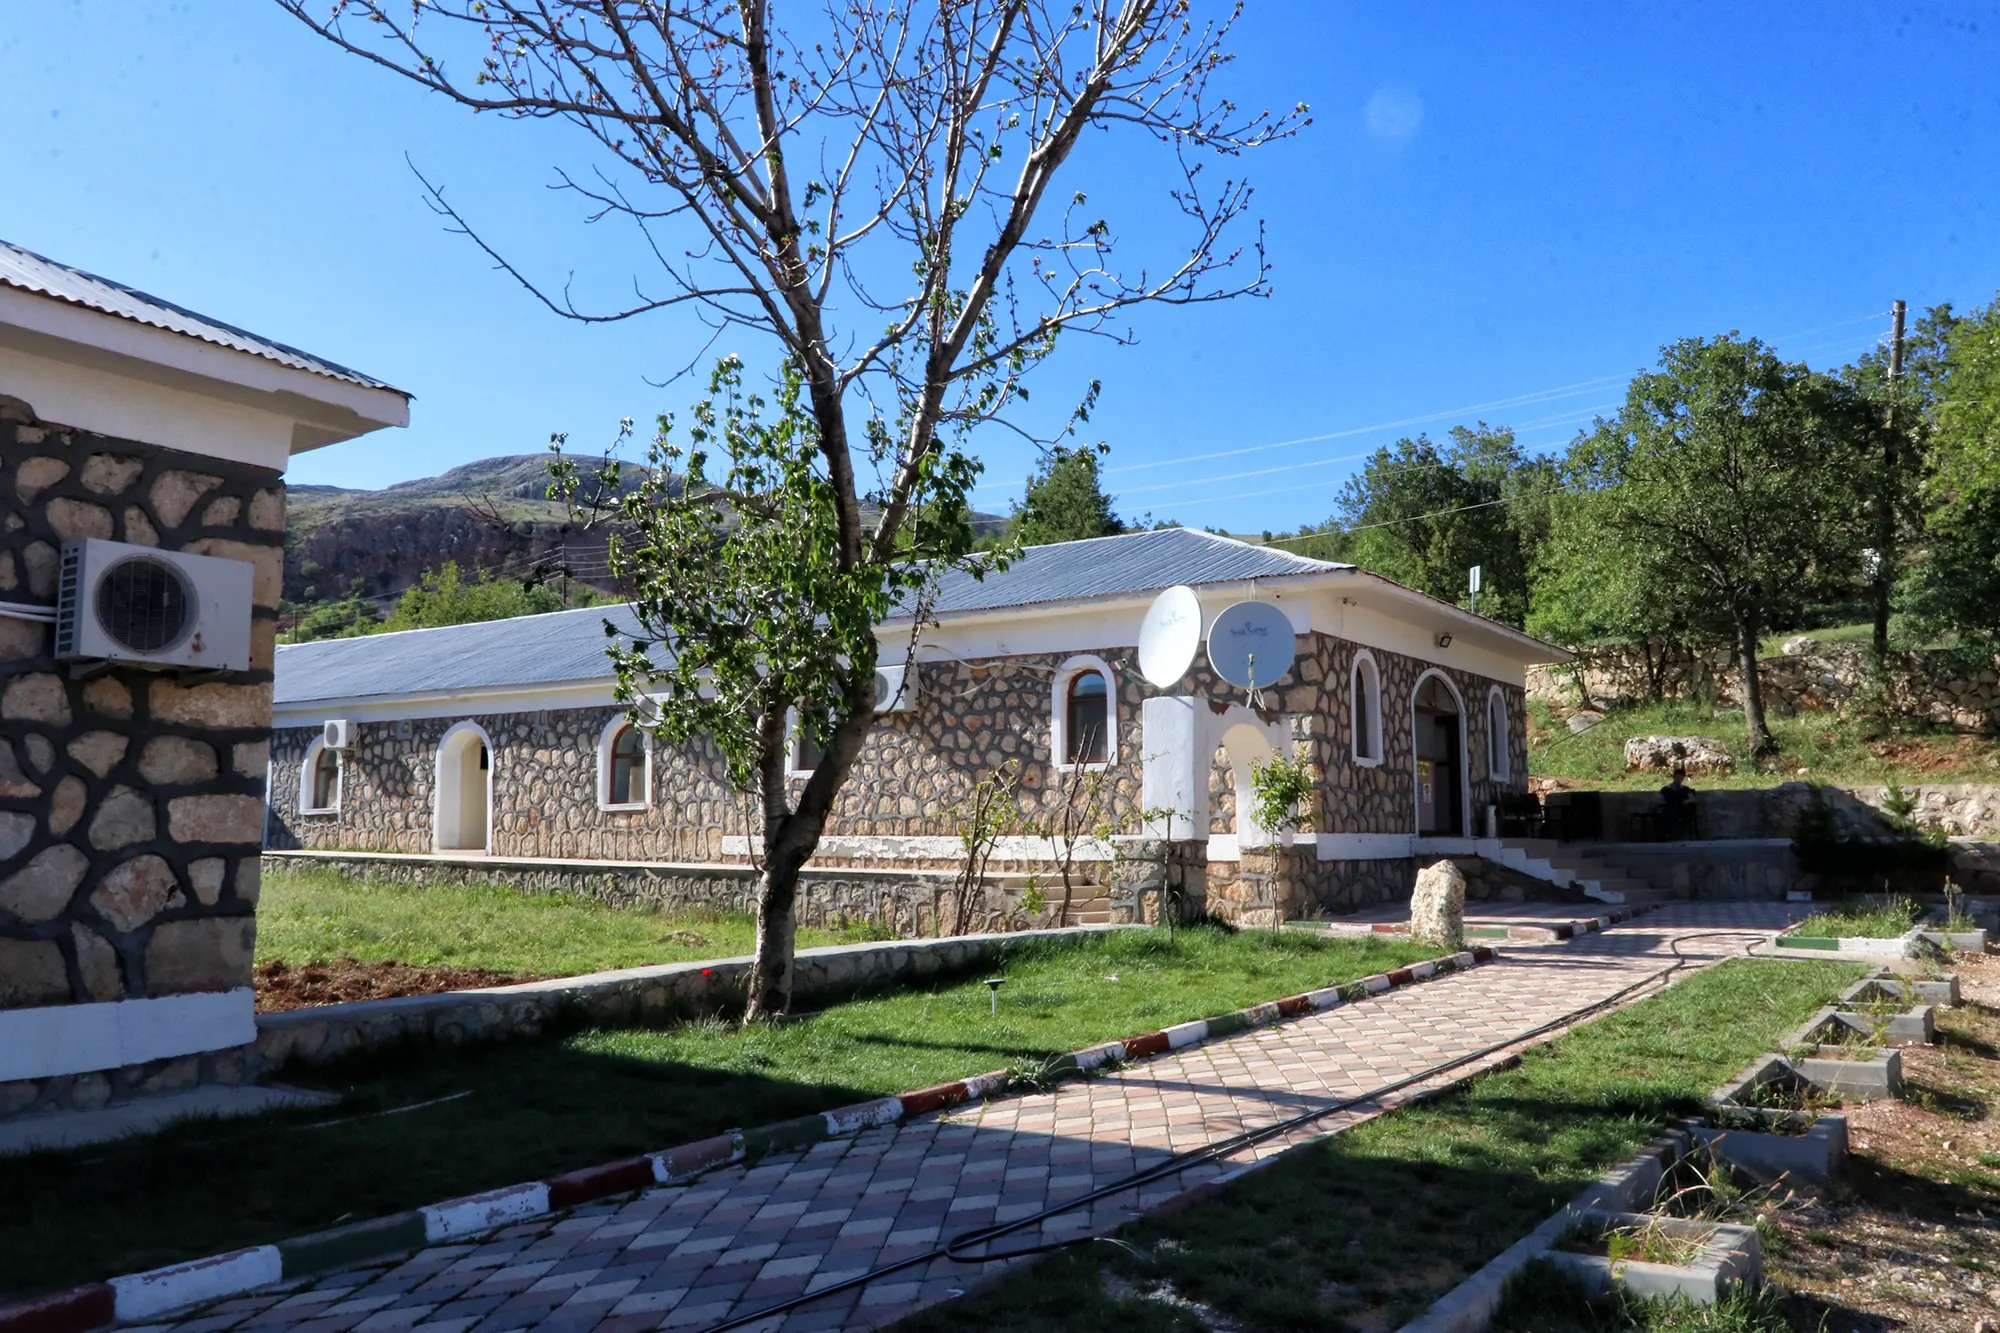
[1410,670,1469,837]
[434,721,493,853]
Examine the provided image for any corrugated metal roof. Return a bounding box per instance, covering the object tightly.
[903,526,1345,618]
[0,240,405,395]
[275,604,647,705]
[275,530,1346,705]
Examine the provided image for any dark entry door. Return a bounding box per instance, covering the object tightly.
[1414,679,1462,836]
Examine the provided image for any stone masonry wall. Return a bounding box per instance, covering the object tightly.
[268,632,1525,868]
[1,404,277,1014]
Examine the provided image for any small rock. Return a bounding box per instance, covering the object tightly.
[1566,710,1605,734]
[1782,635,1819,656]
[1410,859,1466,950]
[1623,735,1734,775]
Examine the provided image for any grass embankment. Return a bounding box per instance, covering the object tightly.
[898,958,1865,1333]
[255,865,870,976]
[1527,698,2000,791]
[1792,896,1925,940]
[0,923,1438,1299]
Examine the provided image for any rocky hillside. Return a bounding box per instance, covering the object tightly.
[283,455,628,605]
[283,455,1006,605]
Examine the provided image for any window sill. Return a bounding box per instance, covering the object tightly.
[299,807,340,817]
[1053,760,1114,774]
[1351,755,1383,769]
[787,769,816,781]
[599,801,651,814]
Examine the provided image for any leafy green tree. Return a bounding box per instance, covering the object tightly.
[1526,490,1708,703]
[379,562,594,632]
[285,0,1301,1017]
[280,597,383,644]
[1010,445,1124,545]
[1558,335,1873,758]
[1288,424,1549,627]
[1904,294,2000,650]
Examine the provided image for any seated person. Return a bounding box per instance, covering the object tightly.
[1659,767,1697,838]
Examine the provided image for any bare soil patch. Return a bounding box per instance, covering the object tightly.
[1763,950,2000,1331]
[253,957,542,1012]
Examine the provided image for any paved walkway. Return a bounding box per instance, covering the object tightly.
[140,902,1815,1333]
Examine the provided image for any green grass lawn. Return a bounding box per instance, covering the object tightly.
[1527,697,2000,790]
[0,925,1440,1299]
[255,865,870,975]
[897,957,1865,1333]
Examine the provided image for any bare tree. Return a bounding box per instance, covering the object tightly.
[278,0,1303,1018]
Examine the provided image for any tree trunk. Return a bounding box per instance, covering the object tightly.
[1735,616,1776,761]
[747,859,801,1019]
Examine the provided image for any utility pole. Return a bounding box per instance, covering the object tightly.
[1872,299,1906,659]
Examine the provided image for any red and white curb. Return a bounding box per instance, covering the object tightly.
[0,946,1497,1333]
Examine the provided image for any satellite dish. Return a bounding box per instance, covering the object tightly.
[1206,601,1296,690]
[1138,585,1202,688]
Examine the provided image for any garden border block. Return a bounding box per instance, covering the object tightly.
[0,944,1496,1333]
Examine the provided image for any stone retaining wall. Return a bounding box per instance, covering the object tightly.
[268,844,1209,939]
[1528,641,2000,732]
[1203,851,1547,926]
[249,925,1127,1074]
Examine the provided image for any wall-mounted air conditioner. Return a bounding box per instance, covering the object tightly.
[323,719,354,750]
[874,664,914,713]
[54,538,255,672]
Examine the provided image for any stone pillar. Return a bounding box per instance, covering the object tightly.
[1,410,281,1114]
[1111,836,1207,925]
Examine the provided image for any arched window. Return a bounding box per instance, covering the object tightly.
[300,739,342,814]
[789,712,826,776]
[1050,655,1117,770]
[1350,650,1383,766]
[612,726,648,807]
[1487,687,1512,781]
[598,717,652,809]
[1066,672,1108,765]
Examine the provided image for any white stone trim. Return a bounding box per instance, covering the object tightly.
[297,735,341,815]
[1486,684,1512,782]
[1410,668,1473,837]
[720,833,1121,861]
[1413,835,1479,856]
[274,678,622,728]
[433,720,495,855]
[0,283,408,460]
[596,715,652,811]
[1051,653,1117,771]
[0,987,256,1082]
[1314,832,1417,860]
[1350,648,1384,767]
[1208,832,1241,861]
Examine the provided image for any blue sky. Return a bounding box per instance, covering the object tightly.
[2,3,1994,534]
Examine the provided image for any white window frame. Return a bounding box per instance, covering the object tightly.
[298,736,342,815]
[787,708,824,778]
[1350,649,1384,768]
[597,716,653,811]
[1051,654,1117,772]
[1486,685,1512,782]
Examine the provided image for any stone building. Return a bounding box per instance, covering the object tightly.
[0,240,407,1113]
[268,528,1569,921]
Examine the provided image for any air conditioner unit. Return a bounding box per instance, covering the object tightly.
[874,664,914,713]
[323,719,354,750]
[54,538,255,671]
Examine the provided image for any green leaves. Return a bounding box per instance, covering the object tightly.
[552,357,997,793]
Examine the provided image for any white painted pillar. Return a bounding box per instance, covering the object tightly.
[1140,696,1206,840]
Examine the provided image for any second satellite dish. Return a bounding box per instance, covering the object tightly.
[1207,600,1295,690]
[1138,585,1202,688]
